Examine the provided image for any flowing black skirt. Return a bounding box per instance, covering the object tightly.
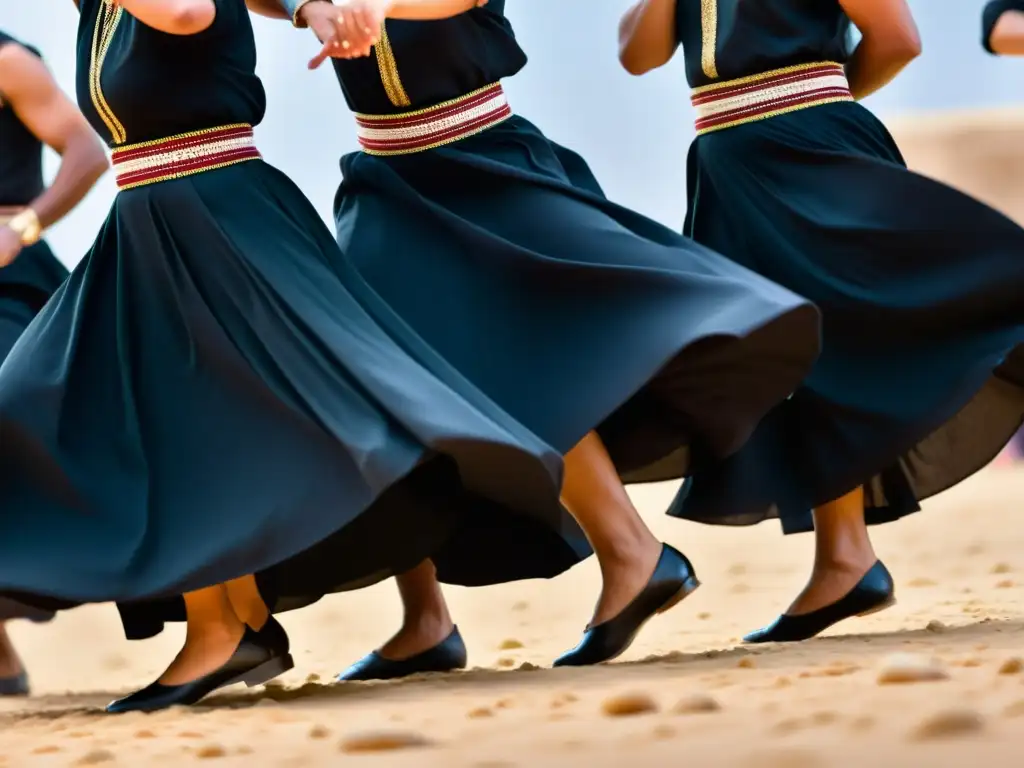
[669,101,1024,533]
[333,114,823,584]
[0,159,599,637]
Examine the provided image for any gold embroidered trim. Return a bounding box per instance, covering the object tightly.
[114,123,253,153]
[700,0,719,80]
[695,96,853,135]
[116,157,260,191]
[89,0,127,145]
[374,21,411,108]
[691,60,846,95]
[353,82,501,120]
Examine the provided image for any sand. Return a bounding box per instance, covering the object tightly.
[3,468,1024,767]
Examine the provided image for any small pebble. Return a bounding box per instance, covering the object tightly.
[697,612,712,620]
[1000,657,1024,675]
[31,746,61,755]
[467,707,493,719]
[511,601,529,611]
[133,730,156,739]
[76,750,116,765]
[498,639,524,650]
[908,577,937,587]
[600,692,659,717]
[305,673,321,684]
[496,657,516,668]
[196,745,226,759]
[992,563,1013,574]
[925,620,947,633]
[671,693,721,714]
[308,725,331,739]
[339,731,433,753]
[911,709,984,740]
[877,653,949,684]
[737,657,756,669]
[996,580,1015,589]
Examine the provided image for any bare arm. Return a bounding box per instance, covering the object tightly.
[617,0,679,76]
[0,43,107,230]
[839,0,921,100]
[987,8,1024,55]
[115,0,217,35]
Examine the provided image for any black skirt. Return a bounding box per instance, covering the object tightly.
[0,159,600,636]
[333,114,823,584]
[669,101,1024,533]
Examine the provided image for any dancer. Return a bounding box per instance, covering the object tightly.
[258,0,821,677]
[0,30,108,696]
[0,0,631,713]
[984,1,1024,54]
[620,0,1024,642]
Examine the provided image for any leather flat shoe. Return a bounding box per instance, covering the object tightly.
[744,560,895,644]
[106,617,294,713]
[337,626,467,682]
[0,672,28,697]
[553,543,699,667]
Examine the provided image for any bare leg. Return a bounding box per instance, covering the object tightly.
[376,559,454,660]
[561,431,663,626]
[0,622,23,679]
[225,574,270,631]
[376,431,665,658]
[785,486,878,615]
[158,585,246,686]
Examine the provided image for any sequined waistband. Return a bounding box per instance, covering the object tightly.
[691,62,853,136]
[354,83,512,156]
[111,124,261,191]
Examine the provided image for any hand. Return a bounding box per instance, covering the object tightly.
[304,0,392,70]
[0,227,24,268]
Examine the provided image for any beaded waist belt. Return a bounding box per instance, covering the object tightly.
[355,83,512,156]
[691,62,853,136]
[112,124,261,190]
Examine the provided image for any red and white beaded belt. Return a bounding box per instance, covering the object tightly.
[355,83,512,156]
[691,62,853,136]
[111,124,261,190]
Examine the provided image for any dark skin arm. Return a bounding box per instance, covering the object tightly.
[0,42,108,266]
[617,0,679,76]
[839,0,921,99]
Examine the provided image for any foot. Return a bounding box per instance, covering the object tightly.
[337,625,467,682]
[553,543,699,667]
[744,560,895,644]
[106,618,294,713]
[785,558,878,617]
[0,626,28,697]
[379,613,455,662]
[158,620,246,686]
[589,538,664,628]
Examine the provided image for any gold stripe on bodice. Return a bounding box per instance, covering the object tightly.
[700,0,719,80]
[89,0,127,145]
[374,21,412,108]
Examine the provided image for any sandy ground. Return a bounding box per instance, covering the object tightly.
[2,469,1024,766]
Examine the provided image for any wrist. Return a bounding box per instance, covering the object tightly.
[7,208,42,247]
[290,0,332,28]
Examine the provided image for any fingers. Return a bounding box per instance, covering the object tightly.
[308,42,332,69]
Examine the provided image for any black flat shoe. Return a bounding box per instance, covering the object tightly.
[743,560,895,644]
[106,617,294,714]
[553,544,699,668]
[0,672,28,697]
[337,626,467,682]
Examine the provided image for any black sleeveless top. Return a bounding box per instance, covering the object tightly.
[675,0,853,88]
[983,0,1024,52]
[0,31,45,207]
[330,0,526,115]
[75,0,266,147]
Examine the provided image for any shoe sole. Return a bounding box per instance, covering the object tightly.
[228,654,295,689]
[858,596,897,618]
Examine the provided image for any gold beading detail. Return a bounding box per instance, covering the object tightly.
[374,21,411,108]
[89,0,127,145]
[700,0,719,80]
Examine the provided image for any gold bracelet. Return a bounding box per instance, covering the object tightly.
[6,208,42,246]
[291,0,331,28]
